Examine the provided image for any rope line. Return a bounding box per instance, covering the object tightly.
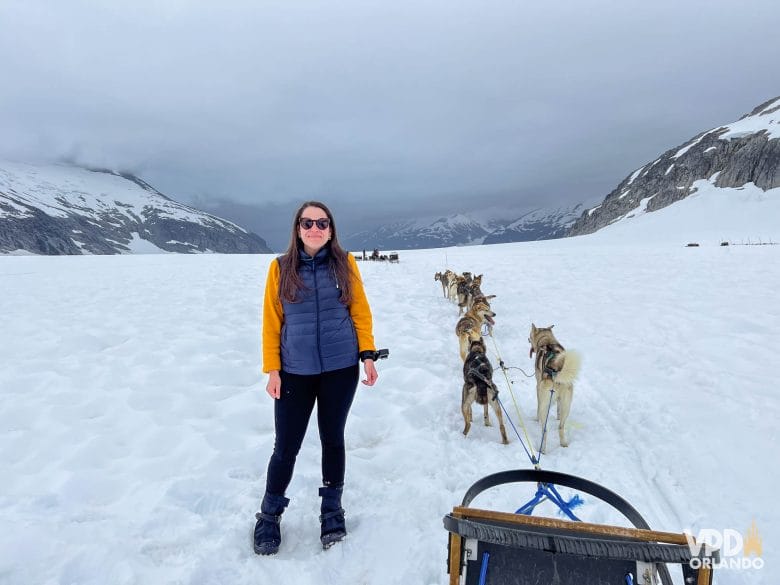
[487,332,538,467]
[537,387,556,466]
[496,396,536,464]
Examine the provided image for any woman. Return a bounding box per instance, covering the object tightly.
[254,201,379,555]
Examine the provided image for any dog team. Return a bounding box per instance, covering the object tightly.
[435,270,581,453]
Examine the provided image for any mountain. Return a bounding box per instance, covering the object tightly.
[343,214,493,251]
[569,96,780,236]
[482,204,584,244]
[342,205,582,251]
[0,161,272,254]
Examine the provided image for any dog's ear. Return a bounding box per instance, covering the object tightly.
[531,323,537,333]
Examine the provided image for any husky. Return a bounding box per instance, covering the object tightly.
[434,272,447,297]
[455,273,473,315]
[469,293,496,334]
[461,338,509,444]
[455,301,496,361]
[447,275,461,303]
[465,274,483,311]
[528,324,581,453]
[435,270,455,298]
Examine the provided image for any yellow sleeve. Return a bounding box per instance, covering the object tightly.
[347,254,376,352]
[262,259,284,373]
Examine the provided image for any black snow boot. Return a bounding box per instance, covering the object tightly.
[319,486,346,549]
[253,493,290,555]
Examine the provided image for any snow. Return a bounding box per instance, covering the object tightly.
[756,97,780,115]
[1,186,778,585]
[590,180,780,245]
[126,232,169,254]
[672,133,707,159]
[718,99,780,141]
[626,167,645,186]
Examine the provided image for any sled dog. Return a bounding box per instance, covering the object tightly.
[461,338,508,444]
[455,301,496,361]
[528,324,581,453]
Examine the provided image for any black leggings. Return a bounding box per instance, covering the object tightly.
[265,364,360,496]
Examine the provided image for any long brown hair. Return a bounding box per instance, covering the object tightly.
[277,201,354,304]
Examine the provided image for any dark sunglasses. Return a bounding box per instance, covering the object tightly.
[299,217,331,230]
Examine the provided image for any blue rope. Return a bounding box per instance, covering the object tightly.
[516,482,583,520]
[515,488,547,515]
[496,396,538,465]
[478,551,490,585]
[536,387,556,466]
[547,483,583,521]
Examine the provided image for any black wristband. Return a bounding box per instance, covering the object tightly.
[359,350,376,362]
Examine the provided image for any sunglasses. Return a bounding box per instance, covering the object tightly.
[299,217,331,230]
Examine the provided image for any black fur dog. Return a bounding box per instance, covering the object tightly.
[461,338,508,444]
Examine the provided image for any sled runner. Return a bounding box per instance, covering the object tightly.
[444,469,717,585]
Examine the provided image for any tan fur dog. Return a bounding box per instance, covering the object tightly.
[461,338,509,444]
[455,301,496,360]
[455,275,472,315]
[465,274,483,310]
[528,324,581,453]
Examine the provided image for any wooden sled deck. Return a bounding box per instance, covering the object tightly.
[444,470,718,585]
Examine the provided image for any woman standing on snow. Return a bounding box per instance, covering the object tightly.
[254,201,379,555]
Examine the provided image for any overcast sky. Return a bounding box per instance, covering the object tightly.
[2,0,779,249]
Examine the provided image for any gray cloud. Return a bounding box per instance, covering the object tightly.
[2,0,779,247]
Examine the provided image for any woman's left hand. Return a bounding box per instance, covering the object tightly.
[361,359,378,386]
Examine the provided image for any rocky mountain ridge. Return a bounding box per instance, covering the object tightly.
[342,204,582,251]
[0,161,271,254]
[569,96,780,236]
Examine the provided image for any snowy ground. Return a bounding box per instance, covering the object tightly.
[1,194,778,584]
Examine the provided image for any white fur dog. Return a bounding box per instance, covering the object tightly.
[528,324,581,453]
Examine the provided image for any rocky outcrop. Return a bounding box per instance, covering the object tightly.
[0,161,272,254]
[568,96,780,236]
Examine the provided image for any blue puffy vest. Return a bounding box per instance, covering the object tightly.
[280,247,359,375]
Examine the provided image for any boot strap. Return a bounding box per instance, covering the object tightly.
[319,508,345,522]
[256,512,282,524]
[318,486,343,497]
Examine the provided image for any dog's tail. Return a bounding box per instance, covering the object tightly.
[555,350,581,384]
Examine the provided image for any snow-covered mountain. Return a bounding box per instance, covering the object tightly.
[0,161,272,254]
[343,213,494,250]
[569,96,780,236]
[342,205,581,251]
[483,204,584,244]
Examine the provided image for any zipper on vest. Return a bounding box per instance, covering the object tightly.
[312,259,324,373]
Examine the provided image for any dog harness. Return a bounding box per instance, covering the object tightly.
[539,345,563,380]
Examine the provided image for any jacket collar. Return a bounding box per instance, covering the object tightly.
[299,244,330,264]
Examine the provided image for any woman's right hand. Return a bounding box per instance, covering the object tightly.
[266,370,282,399]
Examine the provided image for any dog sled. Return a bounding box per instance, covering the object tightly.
[355,250,400,262]
[444,469,717,585]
